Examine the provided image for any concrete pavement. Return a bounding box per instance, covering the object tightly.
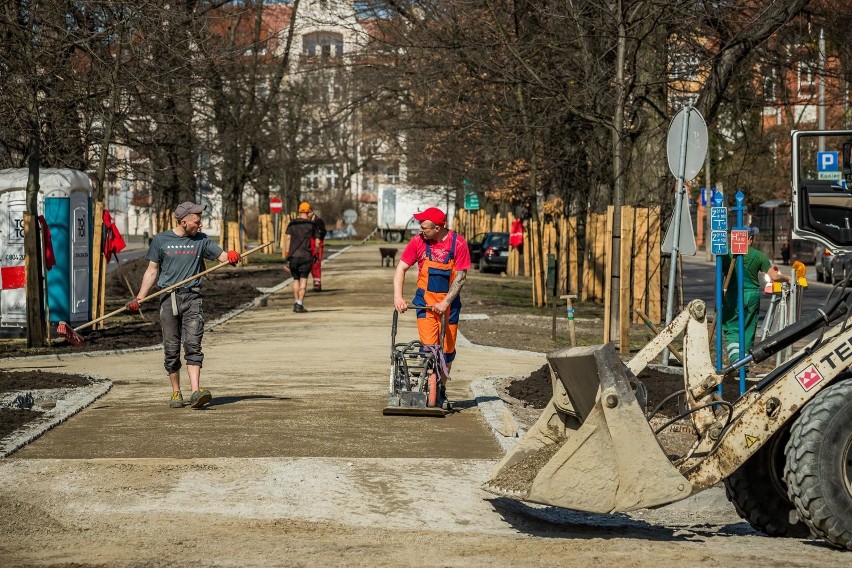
[3,243,545,459]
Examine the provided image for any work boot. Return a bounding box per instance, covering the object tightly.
[294,303,307,313]
[189,388,212,409]
[439,383,452,411]
[169,391,185,408]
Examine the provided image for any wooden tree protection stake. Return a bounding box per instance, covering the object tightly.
[603,206,615,343]
[619,206,635,354]
[91,201,105,329]
[648,206,662,323]
[633,207,649,323]
[635,308,683,363]
[561,295,578,346]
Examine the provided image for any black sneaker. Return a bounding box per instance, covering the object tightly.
[294,303,307,313]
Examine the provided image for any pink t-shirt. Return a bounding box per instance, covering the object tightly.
[400,231,472,273]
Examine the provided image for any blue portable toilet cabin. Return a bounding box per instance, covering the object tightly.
[0,168,92,329]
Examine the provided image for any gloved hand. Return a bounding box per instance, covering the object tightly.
[125,298,141,313]
[227,250,240,266]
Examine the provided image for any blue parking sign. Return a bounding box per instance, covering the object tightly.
[711,230,728,255]
[711,207,727,231]
[817,151,839,172]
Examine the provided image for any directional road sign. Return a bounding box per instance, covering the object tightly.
[711,230,728,255]
[710,207,727,231]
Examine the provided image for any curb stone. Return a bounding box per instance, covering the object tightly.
[470,376,524,453]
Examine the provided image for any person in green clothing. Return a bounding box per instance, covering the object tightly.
[722,226,790,369]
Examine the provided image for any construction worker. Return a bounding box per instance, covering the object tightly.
[285,201,321,312]
[310,210,326,292]
[127,201,240,409]
[393,207,471,389]
[722,226,790,370]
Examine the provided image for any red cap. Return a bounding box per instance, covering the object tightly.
[413,207,446,226]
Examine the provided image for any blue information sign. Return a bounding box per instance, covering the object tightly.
[711,230,728,255]
[710,206,727,231]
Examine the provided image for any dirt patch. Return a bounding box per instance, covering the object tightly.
[0,370,93,394]
[0,370,96,441]
[0,409,42,440]
[507,364,551,409]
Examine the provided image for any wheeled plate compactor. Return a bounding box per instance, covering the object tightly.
[383,307,452,417]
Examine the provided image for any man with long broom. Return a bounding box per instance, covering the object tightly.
[126,202,240,409]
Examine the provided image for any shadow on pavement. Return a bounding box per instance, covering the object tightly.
[205,394,290,408]
[489,497,757,542]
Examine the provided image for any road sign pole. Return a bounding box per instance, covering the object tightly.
[712,192,726,393]
[663,107,693,365]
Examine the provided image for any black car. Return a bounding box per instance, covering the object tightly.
[468,232,510,273]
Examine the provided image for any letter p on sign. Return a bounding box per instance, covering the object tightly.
[818,151,839,172]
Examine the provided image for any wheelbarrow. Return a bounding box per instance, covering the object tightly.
[379,247,398,267]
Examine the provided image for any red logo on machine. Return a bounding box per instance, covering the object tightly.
[795,365,824,392]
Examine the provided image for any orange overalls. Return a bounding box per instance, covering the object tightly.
[412,233,462,363]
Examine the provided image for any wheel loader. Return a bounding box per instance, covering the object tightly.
[484,130,852,550]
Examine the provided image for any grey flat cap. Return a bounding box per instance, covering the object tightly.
[175,201,206,220]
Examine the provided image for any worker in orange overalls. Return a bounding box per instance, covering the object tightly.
[393,207,471,397]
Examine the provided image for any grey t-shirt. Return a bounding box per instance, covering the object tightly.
[146,230,224,289]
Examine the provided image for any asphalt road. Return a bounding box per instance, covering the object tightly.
[680,253,837,325]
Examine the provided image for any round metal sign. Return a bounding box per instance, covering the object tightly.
[666,107,708,182]
[269,196,283,214]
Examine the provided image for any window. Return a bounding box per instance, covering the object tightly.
[302,31,344,59]
[304,168,319,190]
[386,163,400,184]
[799,63,815,94]
[762,67,777,102]
[670,51,700,82]
[324,166,339,189]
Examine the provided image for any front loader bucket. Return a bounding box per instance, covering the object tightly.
[484,344,692,513]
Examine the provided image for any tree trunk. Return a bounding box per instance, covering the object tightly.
[25,120,46,348]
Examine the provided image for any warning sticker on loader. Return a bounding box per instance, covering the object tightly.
[795,365,824,392]
[745,434,759,448]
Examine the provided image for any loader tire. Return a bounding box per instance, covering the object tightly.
[724,426,810,538]
[785,379,852,550]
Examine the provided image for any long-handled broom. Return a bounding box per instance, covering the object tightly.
[57,243,273,346]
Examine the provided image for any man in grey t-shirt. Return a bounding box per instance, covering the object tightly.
[129,201,240,409]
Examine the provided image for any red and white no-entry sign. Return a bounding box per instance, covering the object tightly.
[270,197,283,214]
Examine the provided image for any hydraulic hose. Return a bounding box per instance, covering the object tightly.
[724,293,850,375]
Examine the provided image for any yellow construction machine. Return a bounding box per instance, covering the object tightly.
[484,130,852,550]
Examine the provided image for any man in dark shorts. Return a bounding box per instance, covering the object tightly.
[128,201,240,409]
[285,201,319,312]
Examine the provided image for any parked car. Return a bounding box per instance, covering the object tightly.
[829,251,852,285]
[815,246,834,283]
[790,239,818,265]
[468,232,510,273]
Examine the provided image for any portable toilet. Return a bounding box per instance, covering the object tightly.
[0,168,92,330]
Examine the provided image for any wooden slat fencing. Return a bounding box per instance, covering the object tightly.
[454,206,662,350]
